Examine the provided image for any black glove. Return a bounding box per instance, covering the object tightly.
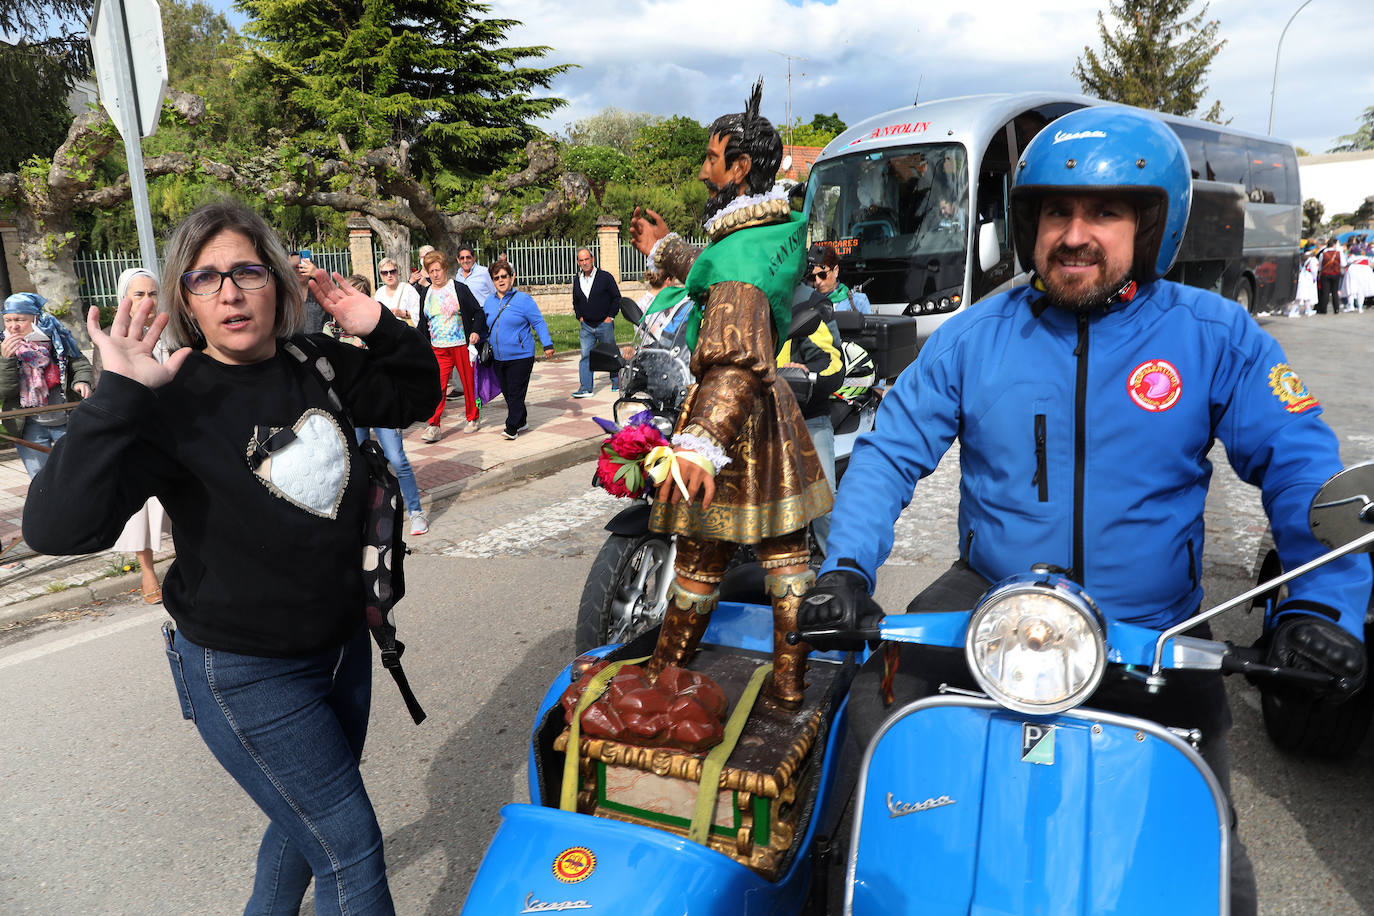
[798,569,883,652]
[1266,614,1368,701]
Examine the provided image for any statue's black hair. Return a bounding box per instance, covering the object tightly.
[707,78,782,196]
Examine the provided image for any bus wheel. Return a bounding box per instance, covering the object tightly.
[1232,277,1255,313]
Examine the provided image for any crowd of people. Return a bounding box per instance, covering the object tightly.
[1287,235,1374,316]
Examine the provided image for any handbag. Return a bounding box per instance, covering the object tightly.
[477,339,494,366]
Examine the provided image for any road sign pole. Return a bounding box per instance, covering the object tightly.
[104,0,159,276]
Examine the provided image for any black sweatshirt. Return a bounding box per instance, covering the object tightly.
[23,310,439,657]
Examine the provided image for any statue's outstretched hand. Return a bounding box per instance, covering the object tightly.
[631,207,670,258]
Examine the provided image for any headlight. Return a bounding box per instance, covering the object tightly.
[965,573,1106,714]
[613,397,655,428]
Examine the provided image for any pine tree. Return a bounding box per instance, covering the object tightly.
[239,0,570,179]
[1072,0,1227,121]
[1328,107,1374,153]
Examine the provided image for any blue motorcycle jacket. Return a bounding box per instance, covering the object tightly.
[822,279,1371,638]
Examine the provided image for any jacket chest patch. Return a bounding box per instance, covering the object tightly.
[1127,359,1182,412]
[248,409,350,518]
[1268,363,1319,414]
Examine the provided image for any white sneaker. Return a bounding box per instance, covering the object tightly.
[464,419,480,433]
[421,425,440,442]
[409,512,429,536]
[501,429,518,440]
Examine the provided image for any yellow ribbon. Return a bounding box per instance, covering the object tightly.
[644,446,716,500]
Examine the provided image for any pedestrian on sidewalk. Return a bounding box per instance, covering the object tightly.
[1292,245,1318,317]
[418,249,486,441]
[0,292,93,478]
[454,246,496,308]
[107,267,170,602]
[571,246,621,398]
[374,257,420,326]
[483,257,554,440]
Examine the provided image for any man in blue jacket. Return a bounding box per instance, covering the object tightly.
[571,247,621,398]
[800,107,1370,916]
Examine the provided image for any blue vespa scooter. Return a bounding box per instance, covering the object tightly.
[812,461,1374,914]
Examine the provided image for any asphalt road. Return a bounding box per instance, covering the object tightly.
[0,310,1372,914]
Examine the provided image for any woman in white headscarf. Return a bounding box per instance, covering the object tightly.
[108,267,169,602]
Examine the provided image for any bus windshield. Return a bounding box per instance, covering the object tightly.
[806,143,970,305]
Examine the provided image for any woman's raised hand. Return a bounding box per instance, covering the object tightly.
[87,299,190,389]
[310,269,382,338]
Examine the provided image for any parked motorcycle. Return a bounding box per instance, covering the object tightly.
[463,465,1373,914]
[575,294,894,654]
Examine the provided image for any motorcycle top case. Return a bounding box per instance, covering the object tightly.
[847,696,1230,915]
[833,311,919,381]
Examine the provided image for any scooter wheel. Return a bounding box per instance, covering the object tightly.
[576,533,673,655]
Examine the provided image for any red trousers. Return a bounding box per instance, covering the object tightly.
[428,344,479,425]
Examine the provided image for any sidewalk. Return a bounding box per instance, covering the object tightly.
[0,353,617,625]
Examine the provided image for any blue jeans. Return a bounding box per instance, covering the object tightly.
[355,428,422,514]
[16,416,67,478]
[164,626,394,916]
[578,319,618,392]
[806,413,836,556]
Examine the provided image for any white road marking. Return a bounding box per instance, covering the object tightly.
[0,608,165,671]
[442,488,620,558]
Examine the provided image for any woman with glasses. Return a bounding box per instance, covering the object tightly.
[374,257,420,325]
[22,199,437,916]
[803,243,871,314]
[419,249,486,440]
[482,258,554,440]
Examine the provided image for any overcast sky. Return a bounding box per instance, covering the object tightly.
[487,0,1373,155]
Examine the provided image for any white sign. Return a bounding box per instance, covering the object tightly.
[89,0,168,141]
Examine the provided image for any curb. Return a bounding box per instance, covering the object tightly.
[0,569,152,628]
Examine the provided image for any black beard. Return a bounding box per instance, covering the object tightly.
[1038,245,1131,314]
[703,180,742,221]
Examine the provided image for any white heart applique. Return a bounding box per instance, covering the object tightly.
[250,409,350,518]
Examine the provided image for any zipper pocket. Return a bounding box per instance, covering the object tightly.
[1032,414,1048,502]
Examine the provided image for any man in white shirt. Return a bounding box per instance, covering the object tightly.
[454,247,497,307]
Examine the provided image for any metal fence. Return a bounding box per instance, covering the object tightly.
[71,235,697,308]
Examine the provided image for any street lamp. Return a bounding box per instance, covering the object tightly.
[1268,0,1316,136]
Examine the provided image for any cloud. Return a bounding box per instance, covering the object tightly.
[498,0,1374,153]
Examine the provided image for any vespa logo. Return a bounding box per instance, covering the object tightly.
[1022,723,1056,765]
[885,792,956,818]
[521,894,593,912]
[1052,129,1107,144]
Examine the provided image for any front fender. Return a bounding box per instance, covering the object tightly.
[603,501,652,536]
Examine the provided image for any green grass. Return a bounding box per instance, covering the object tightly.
[544,315,637,354]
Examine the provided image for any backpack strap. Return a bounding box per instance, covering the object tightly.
[283,336,426,724]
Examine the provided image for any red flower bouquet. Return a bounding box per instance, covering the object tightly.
[596,420,668,498]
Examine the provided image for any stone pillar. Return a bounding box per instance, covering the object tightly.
[348,216,375,292]
[596,217,622,282]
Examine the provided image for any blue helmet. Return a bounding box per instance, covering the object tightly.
[1010,106,1192,283]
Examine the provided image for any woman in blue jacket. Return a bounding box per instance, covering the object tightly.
[482,257,554,439]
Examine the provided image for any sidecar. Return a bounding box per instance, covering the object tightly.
[463,600,858,914]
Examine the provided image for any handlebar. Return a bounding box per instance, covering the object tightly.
[1220,644,1341,691]
[785,627,881,646]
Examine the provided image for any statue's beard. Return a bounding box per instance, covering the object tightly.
[703,180,742,221]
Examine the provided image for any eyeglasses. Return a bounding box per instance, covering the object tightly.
[492,273,512,281]
[458,255,475,262]
[379,269,398,276]
[181,264,273,297]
